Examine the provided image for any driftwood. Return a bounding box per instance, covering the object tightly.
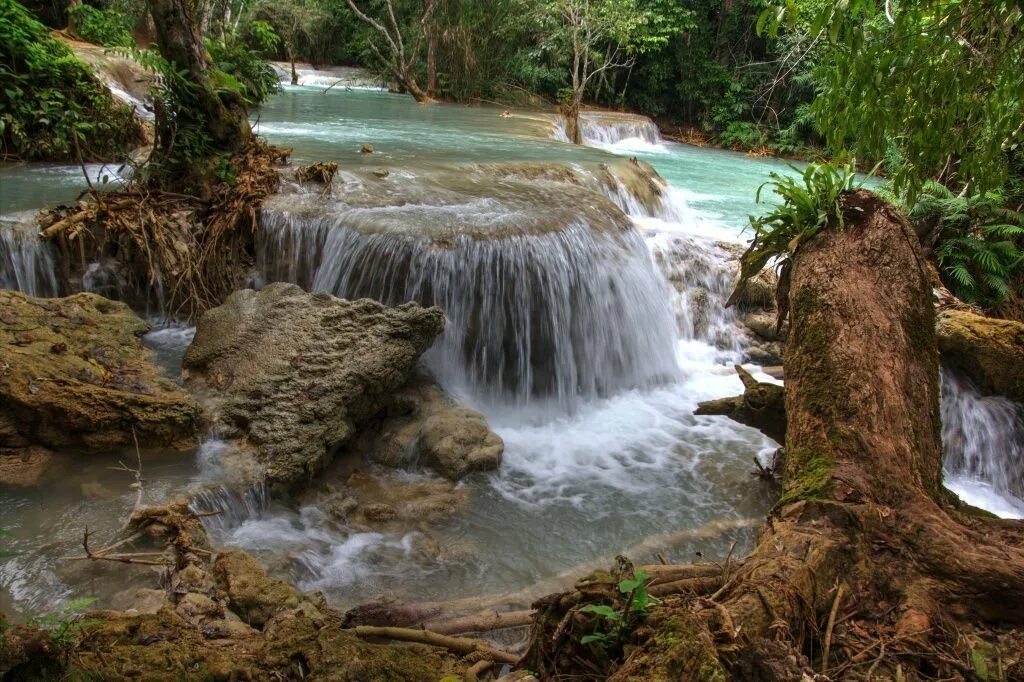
[353,625,520,665]
[694,364,785,444]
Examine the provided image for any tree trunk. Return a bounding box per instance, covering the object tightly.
[146,0,250,179]
[525,190,1024,680]
[426,29,438,95]
[561,96,582,145]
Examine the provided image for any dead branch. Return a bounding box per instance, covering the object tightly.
[353,625,520,665]
[423,609,533,636]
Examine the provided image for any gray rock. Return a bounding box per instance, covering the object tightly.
[183,283,444,494]
[365,374,503,480]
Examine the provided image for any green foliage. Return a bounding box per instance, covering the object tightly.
[763,0,1024,200]
[206,36,280,105]
[909,182,1024,307]
[580,568,660,649]
[67,2,134,47]
[26,597,97,647]
[0,0,141,161]
[731,160,865,305]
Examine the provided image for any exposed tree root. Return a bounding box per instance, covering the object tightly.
[522,191,1024,681]
[37,138,289,318]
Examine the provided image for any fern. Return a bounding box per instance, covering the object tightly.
[729,159,869,308]
[909,183,1024,306]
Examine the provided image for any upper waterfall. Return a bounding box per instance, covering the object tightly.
[256,160,682,411]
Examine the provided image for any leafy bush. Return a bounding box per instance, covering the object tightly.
[909,182,1024,307]
[718,121,767,150]
[0,0,142,161]
[206,37,281,106]
[26,597,97,647]
[730,160,866,308]
[67,2,134,47]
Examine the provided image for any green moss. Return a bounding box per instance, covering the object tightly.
[777,450,834,508]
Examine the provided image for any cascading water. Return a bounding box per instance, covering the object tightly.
[941,368,1024,517]
[0,213,58,297]
[256,163,683,411]
[553,113,664,152]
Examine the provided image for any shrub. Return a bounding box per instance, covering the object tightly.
[0,0,143,161]
[67,2,134,47]
[910,182,1024,307]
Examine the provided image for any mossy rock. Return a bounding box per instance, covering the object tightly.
[0,289,199,455]
[937,309,1024,403]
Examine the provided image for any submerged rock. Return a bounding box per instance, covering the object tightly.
[937,309,1024,402]
[362,374,503,480]
[0,290,199,460]
[182,283,445,494]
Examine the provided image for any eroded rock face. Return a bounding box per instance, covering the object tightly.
[0,290,199,465]
[359,374,503,480]
[182,283,445,494]
[937,309,1024,402]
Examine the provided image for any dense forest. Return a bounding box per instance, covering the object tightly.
[2,0,1024,680]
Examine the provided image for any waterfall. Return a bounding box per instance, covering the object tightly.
[941,368,1024,515]
[580,115,663,147]
[552,114,664,150]
[190,482,271,534]
[258,209,680,411]
[0,214,58,297]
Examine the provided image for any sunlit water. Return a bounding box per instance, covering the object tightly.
[1,86,1020,618]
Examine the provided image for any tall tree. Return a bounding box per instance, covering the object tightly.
[345,0,437,102]
[533,0,688,143]
[146,0,251,182]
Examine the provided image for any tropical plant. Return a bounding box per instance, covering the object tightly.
[206,35,281,104]
[729,160,866,307]
[909,182,1024,307]
[0,0,143,161]
[580,568,659,649]
[67,2,135,47]
[761,0,1024,201]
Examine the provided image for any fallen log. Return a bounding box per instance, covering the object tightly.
[424,609,534,636]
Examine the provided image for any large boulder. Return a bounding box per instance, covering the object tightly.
[937,309,1024,402]
[0,290,199,466]
[182,283,445,494]
[361,374,503,480]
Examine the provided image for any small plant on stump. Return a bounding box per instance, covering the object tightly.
[580,568,660,651]
[728,159,874,327]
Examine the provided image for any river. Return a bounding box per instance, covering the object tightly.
[1,82,1020,620]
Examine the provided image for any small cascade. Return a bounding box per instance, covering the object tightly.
[647,233,745,352]
[553,113,664,150]
[190,481,271,534]
[259,207,680,411]
[579,115,663,147]
[941,368,1024,514]
[0,214,58,297]
[274,63,386,90]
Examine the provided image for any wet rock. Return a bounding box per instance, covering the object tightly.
[742,310,787,343]
[127,589,167,615]
[182,283,444,494]
[733,268,778,310]
[0,446,57,487]
[937,309,1024,402]
[360,143,374,154]
[361,502,398,522]
[744,341,783,367]
[364,373,503,480]
[0,290,199,455]
[213,550,305,629]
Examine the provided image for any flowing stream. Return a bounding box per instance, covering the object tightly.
[1,84,1022,619]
